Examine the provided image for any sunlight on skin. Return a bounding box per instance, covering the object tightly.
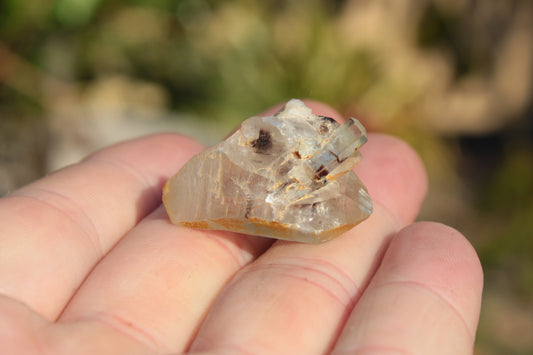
[0,102,482,355]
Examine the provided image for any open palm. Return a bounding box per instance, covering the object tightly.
[0,102,482,354]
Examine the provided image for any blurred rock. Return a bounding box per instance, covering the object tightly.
[337,0,533,134]
[45,75,227,172]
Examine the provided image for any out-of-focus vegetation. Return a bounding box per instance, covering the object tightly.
[1,0,532,353]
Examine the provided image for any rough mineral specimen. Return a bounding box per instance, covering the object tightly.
[163,99,372,243]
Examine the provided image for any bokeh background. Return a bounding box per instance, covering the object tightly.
[1,0,532,353]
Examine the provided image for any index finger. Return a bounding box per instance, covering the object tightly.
[0,133,204,320]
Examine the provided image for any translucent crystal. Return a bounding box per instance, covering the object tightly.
[163,99,372,243]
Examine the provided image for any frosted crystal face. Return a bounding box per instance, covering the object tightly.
[163,99,372,243]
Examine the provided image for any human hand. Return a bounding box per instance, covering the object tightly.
[0,102,483,354]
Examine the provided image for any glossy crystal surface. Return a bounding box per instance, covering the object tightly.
[163,99,372,243]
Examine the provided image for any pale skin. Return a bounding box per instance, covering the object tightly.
[0,101,483,354]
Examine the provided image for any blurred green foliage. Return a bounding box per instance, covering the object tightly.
[1,0,388,124]
[478,145,533,299]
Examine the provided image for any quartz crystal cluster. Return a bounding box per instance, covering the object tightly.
[163,99,372,243]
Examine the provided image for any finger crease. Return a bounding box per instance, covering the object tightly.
[93,312,169,353]
[335,345,411,355]
[11,187,103,256]
[206,234,255,268]
[374,279,475,342]
[371,200,403,232]
[247,257,360,309]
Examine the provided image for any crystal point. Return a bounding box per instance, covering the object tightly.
[163,99,372,243]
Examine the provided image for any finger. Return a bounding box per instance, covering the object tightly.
[331,222,484,355]
[0,134,204,320]
[58,205,272,353]
[189,133,428,354]
[0,293,159,355]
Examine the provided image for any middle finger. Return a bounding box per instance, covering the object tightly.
[189,134,427,354]
[59,204,273,353]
